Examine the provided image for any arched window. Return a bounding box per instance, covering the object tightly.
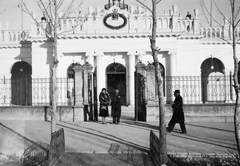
[106,62,126,74]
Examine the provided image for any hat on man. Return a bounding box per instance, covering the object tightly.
[174,90,180,94]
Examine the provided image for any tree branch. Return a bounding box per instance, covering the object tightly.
[135,0,152,13]
[213,0,231,24]
[199,0,212,26]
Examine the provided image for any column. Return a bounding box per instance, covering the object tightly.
[83,62,93,121]
[145,64,156,102]
[72,63,84,121]
[72,64,83,106]
[96,52,104,102]
[223,17,230,39]
[193,8,200,35]
[128,52,135,106]
[86,54,94,67]
[171,5,179,32]
[168,52,176,76]
[83,63,93,105]
[168,52,176,103]
[137,16,143,33]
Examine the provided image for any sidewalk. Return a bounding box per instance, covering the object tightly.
[0,117,237,165]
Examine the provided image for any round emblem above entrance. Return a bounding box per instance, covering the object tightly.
[103,12,127,30]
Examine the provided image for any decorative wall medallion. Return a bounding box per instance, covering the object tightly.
[103,9,127,30]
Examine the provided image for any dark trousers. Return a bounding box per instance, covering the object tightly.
[113,116,120,123]
[168,118,187,133]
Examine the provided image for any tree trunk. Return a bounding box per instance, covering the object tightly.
[150,0,168,164]
[233,31,240,156]
[231,0,240,156]
[234,90,240,154]
[51,0,58,134]
[51,65,57,133]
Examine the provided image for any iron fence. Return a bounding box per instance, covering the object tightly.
[32,78,73,106]
[165,75,235,104]
[0,75,236,106]
[0,78,73,106]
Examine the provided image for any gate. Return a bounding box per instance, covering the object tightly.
[135,62,147,121]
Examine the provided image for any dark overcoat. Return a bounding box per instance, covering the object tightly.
[171,95,185,123]
[99,92,110,117]
[111,93,121,117]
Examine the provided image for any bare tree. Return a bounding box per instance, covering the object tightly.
[22,0,83,133]
[200,0,240,156]
[135,0,168,164]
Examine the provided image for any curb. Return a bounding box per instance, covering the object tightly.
[168,152,236,158]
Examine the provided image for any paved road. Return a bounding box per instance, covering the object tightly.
[0,117,236,165]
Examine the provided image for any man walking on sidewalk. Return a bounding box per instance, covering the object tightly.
[166,90,187,133]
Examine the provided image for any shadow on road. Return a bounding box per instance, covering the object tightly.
[56,121,149,152]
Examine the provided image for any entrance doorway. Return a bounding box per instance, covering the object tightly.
[201,57,225,103]
[11,61,32,105]
[106,63,126,105]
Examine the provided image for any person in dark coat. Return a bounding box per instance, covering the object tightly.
[111,88,121,124]
[185,12,192,19]
[166,90,187,133]
[99,88,110,124]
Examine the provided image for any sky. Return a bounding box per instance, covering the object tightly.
[0,0,231,30]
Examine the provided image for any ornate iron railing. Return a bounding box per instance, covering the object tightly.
[165,75,234,104]
[0,75,235,106]
[0,77,72,106]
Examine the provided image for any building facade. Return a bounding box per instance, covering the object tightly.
[0,2,239,110]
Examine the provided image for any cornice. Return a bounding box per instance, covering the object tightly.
[28,33,182,42]
[200,38,240,45]
[177,34,204,40]
[0,44,21,49]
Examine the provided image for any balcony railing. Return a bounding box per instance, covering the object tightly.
[0,5,240,43]
[0,30,31,43]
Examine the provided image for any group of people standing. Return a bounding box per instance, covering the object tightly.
[98,88,187,134]
[99,88,121,124]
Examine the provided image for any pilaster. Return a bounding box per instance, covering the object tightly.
[83,62,93,121]
[72,64,83,106]
[171,5,179,32]
[96,52,104,102]
[193,8,200,34]
[168,52,177,76]
[127,52,135,106]
[82,62,93,105]
[72,63,84,121]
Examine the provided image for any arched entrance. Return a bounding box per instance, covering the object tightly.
[106,63,126,105]
[201,57,225,103]
[11,61,32,105]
